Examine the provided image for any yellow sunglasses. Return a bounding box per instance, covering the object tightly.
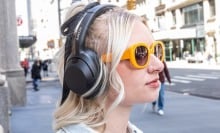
[102,41,165,69]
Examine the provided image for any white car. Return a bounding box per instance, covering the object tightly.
[187,53,204,63]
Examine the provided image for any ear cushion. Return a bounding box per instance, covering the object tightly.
[64,49,100,96]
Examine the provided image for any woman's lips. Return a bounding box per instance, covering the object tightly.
[146,79,160,88]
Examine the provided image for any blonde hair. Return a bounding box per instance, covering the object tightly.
[53,1,142,131]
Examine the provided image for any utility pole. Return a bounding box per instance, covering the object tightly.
[58,0,61,31]
[57,0,63,47]
[27,0,34,60]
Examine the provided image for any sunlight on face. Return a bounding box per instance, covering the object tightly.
[117,20,163,106]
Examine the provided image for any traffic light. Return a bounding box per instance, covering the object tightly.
[127,0,136,10]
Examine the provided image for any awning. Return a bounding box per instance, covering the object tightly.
[19,35,37,48]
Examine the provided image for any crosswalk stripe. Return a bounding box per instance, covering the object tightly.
[210,72,220,75]
[171,79,191,83]
[164,82,175,86]
[211,73,220,77]
[163,73,219,86]
[199,73,220,78]
[174,76,205,81]
[187,75,219,79]
[210,74,220,76]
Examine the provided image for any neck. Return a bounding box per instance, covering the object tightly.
[104,104,132,133]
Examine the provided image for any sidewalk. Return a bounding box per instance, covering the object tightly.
[10,71,60,133]
[25,70,59,83]
[9,62,220,133]
[166,60,220,70]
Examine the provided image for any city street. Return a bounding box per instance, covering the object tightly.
[1,0,219,133]
[131,91,220,133]
[10,79,61,133]
[10,62,220,133]
[168,68,220,99]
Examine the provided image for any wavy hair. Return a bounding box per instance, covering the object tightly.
[53,1,142,131]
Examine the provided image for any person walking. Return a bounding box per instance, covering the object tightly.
[42,60,49,77]
[21,58,29,77]
[152,61,171,116]
[31,60,41,91]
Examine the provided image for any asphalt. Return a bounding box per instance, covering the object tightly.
[9,61,220,133]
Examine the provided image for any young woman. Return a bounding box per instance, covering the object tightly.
[53,1,164,133]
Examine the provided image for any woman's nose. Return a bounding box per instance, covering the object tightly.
[147,55,164,73]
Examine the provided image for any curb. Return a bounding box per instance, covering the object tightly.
[166,60,220,70]
[26,78,59,83]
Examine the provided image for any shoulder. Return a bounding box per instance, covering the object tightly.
[128,122,143,133]
[56,123,98,133]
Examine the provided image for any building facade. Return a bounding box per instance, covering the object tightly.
[151,0,220,63]
[18,0,220,63]
[90,0,220,63]
[16,0,62,61]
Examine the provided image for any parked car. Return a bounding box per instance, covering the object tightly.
[187,52,204,63]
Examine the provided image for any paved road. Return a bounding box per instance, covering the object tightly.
[9,61,220,133]
[131,91,220,133]
[10,78,220,133]
[167,68,220,99]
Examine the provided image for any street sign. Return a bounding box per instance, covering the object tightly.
[17,17,23,26]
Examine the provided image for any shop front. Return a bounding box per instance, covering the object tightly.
[153,26,205,62]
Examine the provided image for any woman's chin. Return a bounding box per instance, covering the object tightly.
[149,90,160,102]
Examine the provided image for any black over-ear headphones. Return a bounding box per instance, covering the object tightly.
[60,2,115,103]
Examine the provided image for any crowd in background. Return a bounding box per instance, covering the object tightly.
[20,58,51,78]
[20,58,51,91]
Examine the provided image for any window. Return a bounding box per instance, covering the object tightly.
[182,3,204,26]
[157,13,166,30]
[158,0,165,5]
[158,0,162,4]
[171,10,176,25]
[209,0,216,17]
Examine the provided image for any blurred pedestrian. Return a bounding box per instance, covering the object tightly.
[152,61,171,116]
[31,60,41,91]
[53,1,164,133]
[207,53,213,64]
[42,60,49,77]
[21,58,29,77]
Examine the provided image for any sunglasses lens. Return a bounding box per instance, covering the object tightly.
[154,43,163,60]
[135,46,148,66]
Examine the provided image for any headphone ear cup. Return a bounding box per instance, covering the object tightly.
[64,49,100,96]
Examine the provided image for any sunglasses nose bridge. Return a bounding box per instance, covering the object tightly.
[149,46,154,55]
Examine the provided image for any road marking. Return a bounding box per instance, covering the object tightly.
[171,79,191,83]
[165,73,219,86]
[187,75,219,79]
[199,73,220,78]
[164,82,175,86]
[211,72,220,74]
[174,76,205,81]
[210,73,220,76]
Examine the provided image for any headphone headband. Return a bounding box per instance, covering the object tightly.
[61,2,100,36]
[75,4,115,54]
